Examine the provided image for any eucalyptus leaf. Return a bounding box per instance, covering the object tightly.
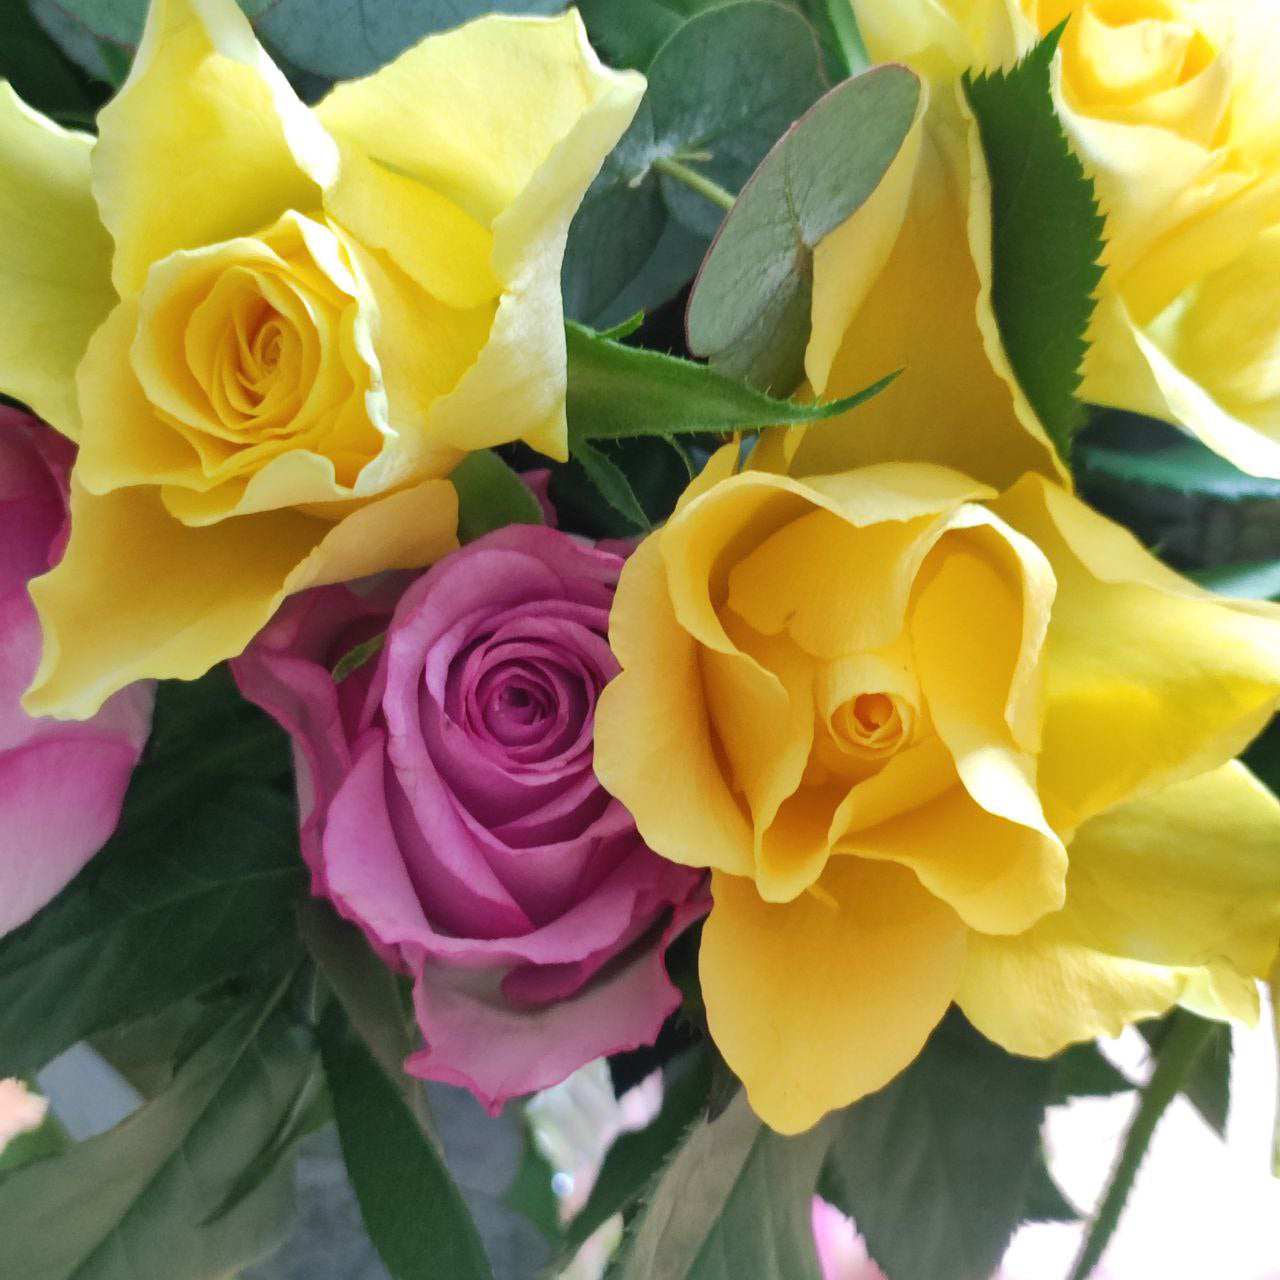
[319,1000,493,1280]
[566,321,896,442]
[578,0,865,81]
[0,0,107,118]
[609,1091,830,1280]
[0,978,314,1280]
[0,783,304,1079]
[686,64,923,392]
[822,1011,1054,1280]
[256,0,565,80]
[564,1,825,326]
[965,26,1105,463]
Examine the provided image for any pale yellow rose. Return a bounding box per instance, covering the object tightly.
[848,0,1280,477]
[1030,0,1280,478]
[0,0,643,718]
[595,445,1280,1133]
[769,0,1063,493]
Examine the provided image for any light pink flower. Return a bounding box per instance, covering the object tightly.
[0,1079,47,1152]
[0,409,153,937]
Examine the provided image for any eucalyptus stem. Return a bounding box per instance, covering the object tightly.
[824,0,870,75]
[1067,1011,1215,1280]
[652,155,736,212]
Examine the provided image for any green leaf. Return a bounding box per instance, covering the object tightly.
[565,1049,712,1249]
[0,976,315,1280]
[331,632,386,683]
[318,999,492,1280]
[1069,1009,1216,1280]
[1077,439,1280,501]
[0,1092,70,1175]
[1192,559,1280,601]
[571,438,653,532]
[1023,1153,1079,1225]
[578,0,865,81]
[256,0,564,79]
[564,1,825,327]
[0,0,107,119]
[609,1091,829,1280]
[566,320,895,442]
[1049,1040,1134,1105]
[0,782,304,1078]
[1139,1011,1232,1137]
[450,449,545,543]
[299,899,426,1128]
[965,26,1105,463]
[686,64,923,392]
[822,1011,1054,1280]
[503,1116,563,1247]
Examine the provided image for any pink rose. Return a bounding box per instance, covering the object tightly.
[234,525,707,1108]
[0,409,153,937]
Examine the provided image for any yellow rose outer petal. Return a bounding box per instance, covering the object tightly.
[959,761,1280,1056]
[789,85,1061,491]
[317,12,645,462]
[0,84,115,438]
[996,475,1280,831]
[701,861,966,1134]
[593,534,755,879]
[93,0,337,297]
[24,479,458,720]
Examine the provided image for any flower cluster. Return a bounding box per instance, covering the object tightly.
[1,0,1279,1274]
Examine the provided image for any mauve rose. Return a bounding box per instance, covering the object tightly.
[0,408,153,937]
[234,524,707,1107]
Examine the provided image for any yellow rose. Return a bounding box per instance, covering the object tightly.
[0,0,643,718]
[595,445,1280,1133]
[847,0,1280,477]
[1028,0,1280,478]
[770,0,1062,492]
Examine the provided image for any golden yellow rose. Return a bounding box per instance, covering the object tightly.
[0,0,643,718]
[846,0,1280,477]
[595,445,1280,1133]
[769,0,1062,494]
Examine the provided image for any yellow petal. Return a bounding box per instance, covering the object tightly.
[791,87,1062,490]
[902,511,1068,930]
[840,780,1064,935]
[594,534,755,878]
[852,0,1031,82]
[995,475,1280,831]
[317,12,644,462]
[93,0,337,297]
[701,860,966,1133]
[0,84,115,437]
[24,479,457,720]
[958,761,1280,1055]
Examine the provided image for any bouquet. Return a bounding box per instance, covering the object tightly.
[1,0,1278,1277]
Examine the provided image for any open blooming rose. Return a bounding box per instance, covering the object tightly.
[0,409,152,937]
[842,0,1280,478]
[0,0,643,718]
[594,447,1280,1133]
[235,525,706,1108]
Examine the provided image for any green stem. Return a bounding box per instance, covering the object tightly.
[652,155,736,213]
[824,0,870,75]
[1068,1011,1214,1280]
